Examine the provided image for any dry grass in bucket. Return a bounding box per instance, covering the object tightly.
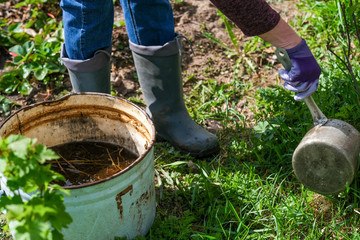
[48,141,138,186]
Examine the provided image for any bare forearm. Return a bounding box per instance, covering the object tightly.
[259,18,302,49]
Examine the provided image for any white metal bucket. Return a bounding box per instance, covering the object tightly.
[0,93,156,240]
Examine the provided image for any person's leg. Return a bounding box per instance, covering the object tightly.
[118,0,174,46]
[119,0,219,157]
[60,0,114,93]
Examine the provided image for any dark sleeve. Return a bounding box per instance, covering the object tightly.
[209,0,280,36]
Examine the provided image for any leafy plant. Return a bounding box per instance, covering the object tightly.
[0,1,65,95]
[0,21,31,47]
[0,135,72,240]
[10,37,64,78]
[0,96,13,118]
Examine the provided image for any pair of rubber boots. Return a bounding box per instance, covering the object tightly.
[61,36,219,157]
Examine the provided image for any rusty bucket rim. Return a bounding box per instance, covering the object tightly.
[0,92,156,190]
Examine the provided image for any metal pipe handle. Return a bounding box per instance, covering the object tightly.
[275,48,328,125]
[303,96,328,125]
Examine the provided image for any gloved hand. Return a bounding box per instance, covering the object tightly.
[279,39,321,101]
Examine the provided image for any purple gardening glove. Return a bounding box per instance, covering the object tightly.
[279,39,321,101]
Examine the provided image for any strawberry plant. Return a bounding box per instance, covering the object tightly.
[0,135,72,240]
[0,0,65,95]
[0,21,31,48]
[0,96,13,117]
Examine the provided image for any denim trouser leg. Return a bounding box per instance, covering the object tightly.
[61,0,175,60]
[60,0,114,60]
[119,0,175,46]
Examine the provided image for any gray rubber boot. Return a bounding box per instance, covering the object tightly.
[61,46,111,93]
[130,36,219,157]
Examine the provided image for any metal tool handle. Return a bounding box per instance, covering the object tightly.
[275,48,328,125]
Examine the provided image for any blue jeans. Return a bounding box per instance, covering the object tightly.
[60,0,175,60]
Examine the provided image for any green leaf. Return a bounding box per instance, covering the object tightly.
[113,20,125,29]
[44,191,72,230]
[0,71,19,93]
[348,3,360,16]
[8,23,23,33]
[34,20,45,31]
[202,32,234,53]
[9,41,35,65]
[0,157,6,172]
[21,63,33,79]
[32,204,57,218]
[12,219,50,240]
[0,19,7,26]
[50,184,70,196]
[24,19,36,29]
[51,229,64,240]
[9,45,26,57]
[7,136,33,159]
[0,95,13,104]
[34,34,44,45]
[14,1,26,8]
[18,81,33,95]
[4,83,19,94]
[44,62,60,72]
[0,95,13,116]
[29,61,42,69]
[0,135,71,240]
[34,68,48,80]
[254,121,270,135]
[1,102,10,116]
[6,204,25,219]
[13,56,25,65]
[218,10,239,54]
[23,41,35,53]
[0,195,23,209]
[35,145,59,163]
[10,32,31,45]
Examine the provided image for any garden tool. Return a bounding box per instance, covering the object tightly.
[130,35,219,157]
[61,46,111,94]
[276,48,360,195]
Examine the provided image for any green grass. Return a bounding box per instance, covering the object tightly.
[147,0,360,239]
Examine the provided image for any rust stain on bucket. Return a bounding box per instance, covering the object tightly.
[130,183,155,232]
[116,185,133,218]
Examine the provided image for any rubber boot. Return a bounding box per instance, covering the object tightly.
[130,36,219,157]
[61,46,111,93]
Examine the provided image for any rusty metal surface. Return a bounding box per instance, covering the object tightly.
[116,185,133,217]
